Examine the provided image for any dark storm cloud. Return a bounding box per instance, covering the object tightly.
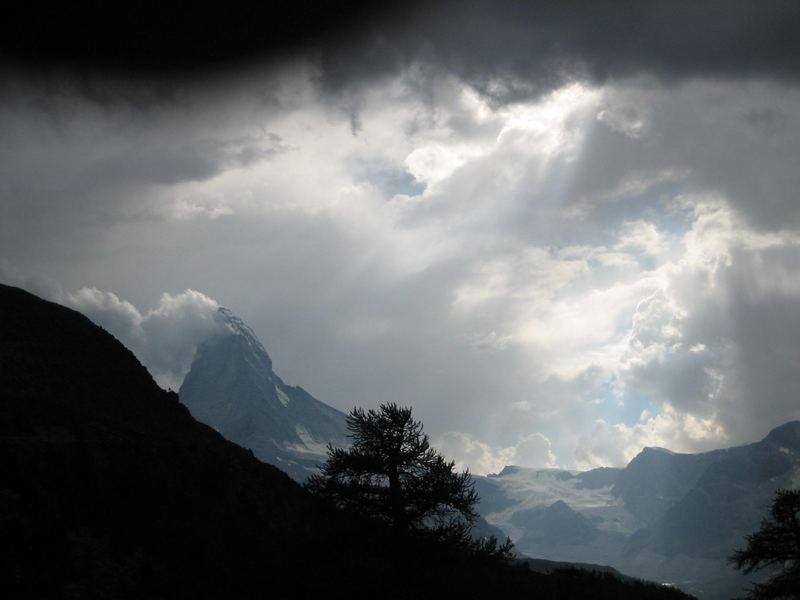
[5,2,800,95]
[314,0,800,103]
[676,244,800,441]
[82,132,289,186]
[0,84,286,204]
[562,80,800,231]
[1,1,402,75]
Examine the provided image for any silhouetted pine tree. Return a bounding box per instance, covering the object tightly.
[307,403,511,556]
[730,489,800,599]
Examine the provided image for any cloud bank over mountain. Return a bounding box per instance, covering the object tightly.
[64,288,224,391]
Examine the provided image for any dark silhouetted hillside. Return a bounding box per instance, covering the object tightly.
[0,283,319,599]
[0,283,695,599]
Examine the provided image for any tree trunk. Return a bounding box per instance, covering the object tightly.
[388,461,405,530]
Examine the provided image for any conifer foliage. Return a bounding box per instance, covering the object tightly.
[730,489,800,599]
[307,403,481,540]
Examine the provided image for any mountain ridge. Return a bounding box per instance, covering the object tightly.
[474,420,800,599]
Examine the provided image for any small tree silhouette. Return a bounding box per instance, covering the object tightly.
[730,489,800,599]
[307,403,511,555]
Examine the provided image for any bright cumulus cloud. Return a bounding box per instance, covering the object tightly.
[4,45,800,475]
[62,288,224,391]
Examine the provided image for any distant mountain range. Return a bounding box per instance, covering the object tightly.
[179,307,349,481]
[0,283,694,599]
[475,422,800,599]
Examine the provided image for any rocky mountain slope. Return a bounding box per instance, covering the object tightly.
[475,423,800,599]
[179,307,349,481]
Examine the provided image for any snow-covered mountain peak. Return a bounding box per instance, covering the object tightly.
[180,307,349,481]
[216,306,271,361]
[641,446,678,455]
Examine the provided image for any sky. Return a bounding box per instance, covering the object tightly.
[3,1,800,474]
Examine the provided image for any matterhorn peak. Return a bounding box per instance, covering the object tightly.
[180,308,348,481]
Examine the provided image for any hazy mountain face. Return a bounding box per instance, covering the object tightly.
[475,423,800,600]
[179,307,349,481]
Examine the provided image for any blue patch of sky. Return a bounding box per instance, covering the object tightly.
[354,160,427,198]
[593,181,693,240]
[590,376,657,427]
[510,178,694,251]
